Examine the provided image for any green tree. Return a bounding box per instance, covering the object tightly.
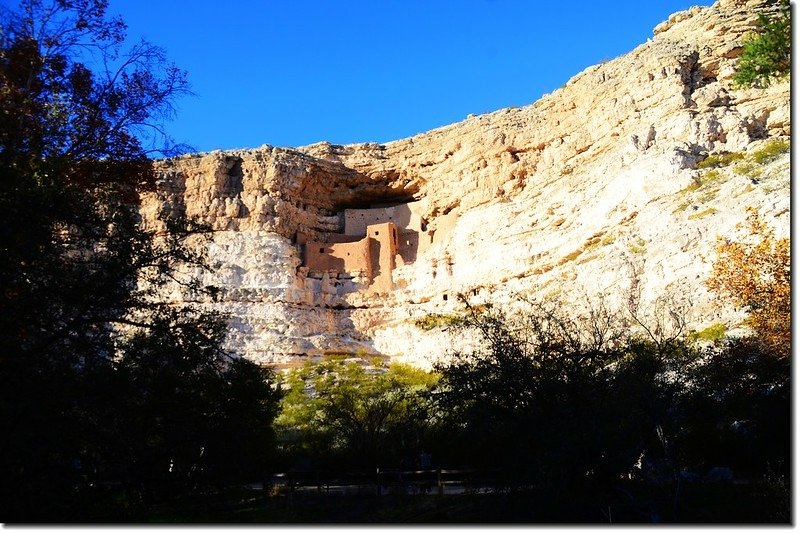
[0,0,280,521]
[733,0,791,88]
[276,357,438,470]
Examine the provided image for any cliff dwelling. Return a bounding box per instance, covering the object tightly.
[298,201,428,293]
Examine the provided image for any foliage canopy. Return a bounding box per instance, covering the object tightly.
[732,0,791,88]
[707,208,790,356]
[0,0,280,521]
[276,357,438,470]
[430,294,789,519]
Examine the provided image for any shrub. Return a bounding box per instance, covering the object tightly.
[673,200,692,214]
[687,322,727,343]
[699,189,718,203]
[688,207,718,220]
[733,161,763,179]
[702,169,724,183]
[696,152,744,169]
[752,139,790,164]
[432,295,716,501]
[680,178,703,194]
[413,312,466,330]
[600,233,616,246]
[682,339,790,480]
[628,237,647,254]
[707,208,789,356]
[275,358,439,469]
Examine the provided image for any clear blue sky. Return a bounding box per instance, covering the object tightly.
[111,0,711,152]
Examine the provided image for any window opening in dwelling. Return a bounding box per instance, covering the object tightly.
[319,247,324,253]
[442,294,448,301]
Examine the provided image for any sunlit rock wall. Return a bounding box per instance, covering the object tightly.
[142,0,789,368]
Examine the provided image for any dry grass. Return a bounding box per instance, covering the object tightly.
[696,151,745,169]
[688,207,718,220]
[752,139,790,164]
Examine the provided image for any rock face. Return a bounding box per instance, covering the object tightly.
[142,0,790,369]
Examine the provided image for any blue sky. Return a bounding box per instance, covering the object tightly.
[112,0,712,152]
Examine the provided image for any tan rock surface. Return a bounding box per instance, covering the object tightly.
[143,0,789,368]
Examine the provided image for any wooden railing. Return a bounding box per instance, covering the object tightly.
[265,468,485,496]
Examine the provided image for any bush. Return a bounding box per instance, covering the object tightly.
[696,152,745,169]
[433,298,662,491]
[733,161,763,179]
[706,208,789,356]
[752,139,790,164]
[432,295,789,520]
[413,312,466,330]
[687,322,727,343]
[688,207,718,220]
[680,339,790,479]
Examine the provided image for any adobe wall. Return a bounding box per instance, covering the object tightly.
[344,201,425,236]
[396,231,421,266]
[326,233,362,244]
[304,238,371,276]
[303,222,397,292]
[367,222,398,294]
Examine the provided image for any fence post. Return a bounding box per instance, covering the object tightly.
[437,468,443,496]
[376,468,381,496]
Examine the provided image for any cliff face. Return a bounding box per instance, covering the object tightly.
[142,0,790,369]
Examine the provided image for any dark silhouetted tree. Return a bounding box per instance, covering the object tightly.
[433,297,654,494]
[0,0,280,522]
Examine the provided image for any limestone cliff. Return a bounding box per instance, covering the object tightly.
[142,0,790,369]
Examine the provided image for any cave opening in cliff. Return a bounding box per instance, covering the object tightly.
[333,193,418,213]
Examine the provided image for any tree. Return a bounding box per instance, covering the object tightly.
[679,340,790,479]
[706,208,790,356]
[0,0,191,367]
[92,321,282,497]
[0,0,280,521]
[732,0,791,88]
[276,357,438,470]
[433,297,651,492]
[432,294,789,521]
